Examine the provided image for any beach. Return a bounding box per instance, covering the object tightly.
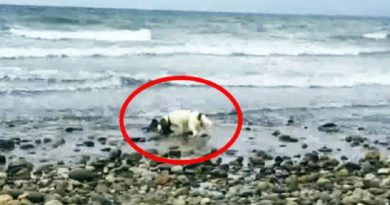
[1,4,390,204]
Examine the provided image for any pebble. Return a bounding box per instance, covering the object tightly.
[69,169,96,181]
[318,122,340,133]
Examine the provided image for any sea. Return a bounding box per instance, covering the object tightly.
[1,4,390,163]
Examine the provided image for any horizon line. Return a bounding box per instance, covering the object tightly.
[1,3,390,19]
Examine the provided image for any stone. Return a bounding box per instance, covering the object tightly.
[171,166,184,174]
[27,192,44,203]
[378,168,389,175]
[364,151,381,161]
[279,135,299,143]
[155,171,170,185]
[0,172,7,186]
[200,198,212,205]
[69,169,96,181]
[20,144,35,150]
[132,137,146,143]
[6,160,33,180]
[0,195,13,205]
[318,146,333,153]
[65,127,83,133]
[0,155,6,165]
[257,181,271,191]
[83,141,95,147]
[318,122,340,133]
[45,200,63,205]
[272,130,281,136]
[0,139,15,151]
[250,157,265,167]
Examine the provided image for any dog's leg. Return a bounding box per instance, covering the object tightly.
[188,117,198,137]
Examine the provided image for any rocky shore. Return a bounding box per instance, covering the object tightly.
[1,146,389,205]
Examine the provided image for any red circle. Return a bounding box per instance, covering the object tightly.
[119,75,243,165]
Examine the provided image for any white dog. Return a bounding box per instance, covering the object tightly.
[144,110,213,137]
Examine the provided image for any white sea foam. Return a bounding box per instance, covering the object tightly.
[9,28,152,41]
[1,42,388,59]
[362,32,388,40]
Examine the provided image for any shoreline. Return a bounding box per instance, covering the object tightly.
[0,147,389,204]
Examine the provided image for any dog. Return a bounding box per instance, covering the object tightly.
[143,110,213,137]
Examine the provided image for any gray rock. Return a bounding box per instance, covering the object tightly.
[69,169,96,181]
[318,123,340,133]
[279,135,299,143]
[0,139,15,151]
[27,192,44,203]
[0,155,6,165]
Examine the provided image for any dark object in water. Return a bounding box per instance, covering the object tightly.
[0,139,15,151]
[132,137,146,143]
[318,123,340,133]
[0,155,6,165]
[279,135,298,143]
[65,127,83,133]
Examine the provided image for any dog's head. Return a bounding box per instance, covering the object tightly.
[198,113,213,129]
[158,117,173,136]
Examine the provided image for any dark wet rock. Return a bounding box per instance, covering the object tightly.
[83,141,95,147]
[287,116,295,125]
[343,162,361,172]
[210,168,228,178]
[6,160,33,180]
[123,152,142,165]
[341,156,348,161]
[146,149,159,155]
[274,156,283,165]
[0,155,5,165]
[97,137,107,144]
[65,127,83,133]
[225,149,237,156]
[272,130,281,137]
[109,149,122,161]
[301,143,308,149]
[43,138,52,143]
[6,189,23,199]
[318,122,340,133]
[69,169,96,181]
[279,135,298,143]
[34,139,42,144]
[7,123,15,128]
[245,127,251,131]
[318,146,333,153]
[27,192,44,203]
[345,135,366,144]
[52,139,66,148]
[249,156,265,167]
[358,127,365,131]
[74,149,80,152]
[0,139,15,151]
[20,144,35,150]
[279,144,286,147]
[132,137,146,143]
[101,147,111,152]
[293,154,301,158]
[255,150,273,160]
[169,150,181,159]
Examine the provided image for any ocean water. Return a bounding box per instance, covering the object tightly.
[1,5,390,163]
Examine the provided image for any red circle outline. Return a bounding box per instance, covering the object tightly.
[119,75,243,165]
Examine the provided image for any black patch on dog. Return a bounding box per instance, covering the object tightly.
[198,113,205,127]
[142,119,159,132]
[197,113,203,121]
[160,118,173,136]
